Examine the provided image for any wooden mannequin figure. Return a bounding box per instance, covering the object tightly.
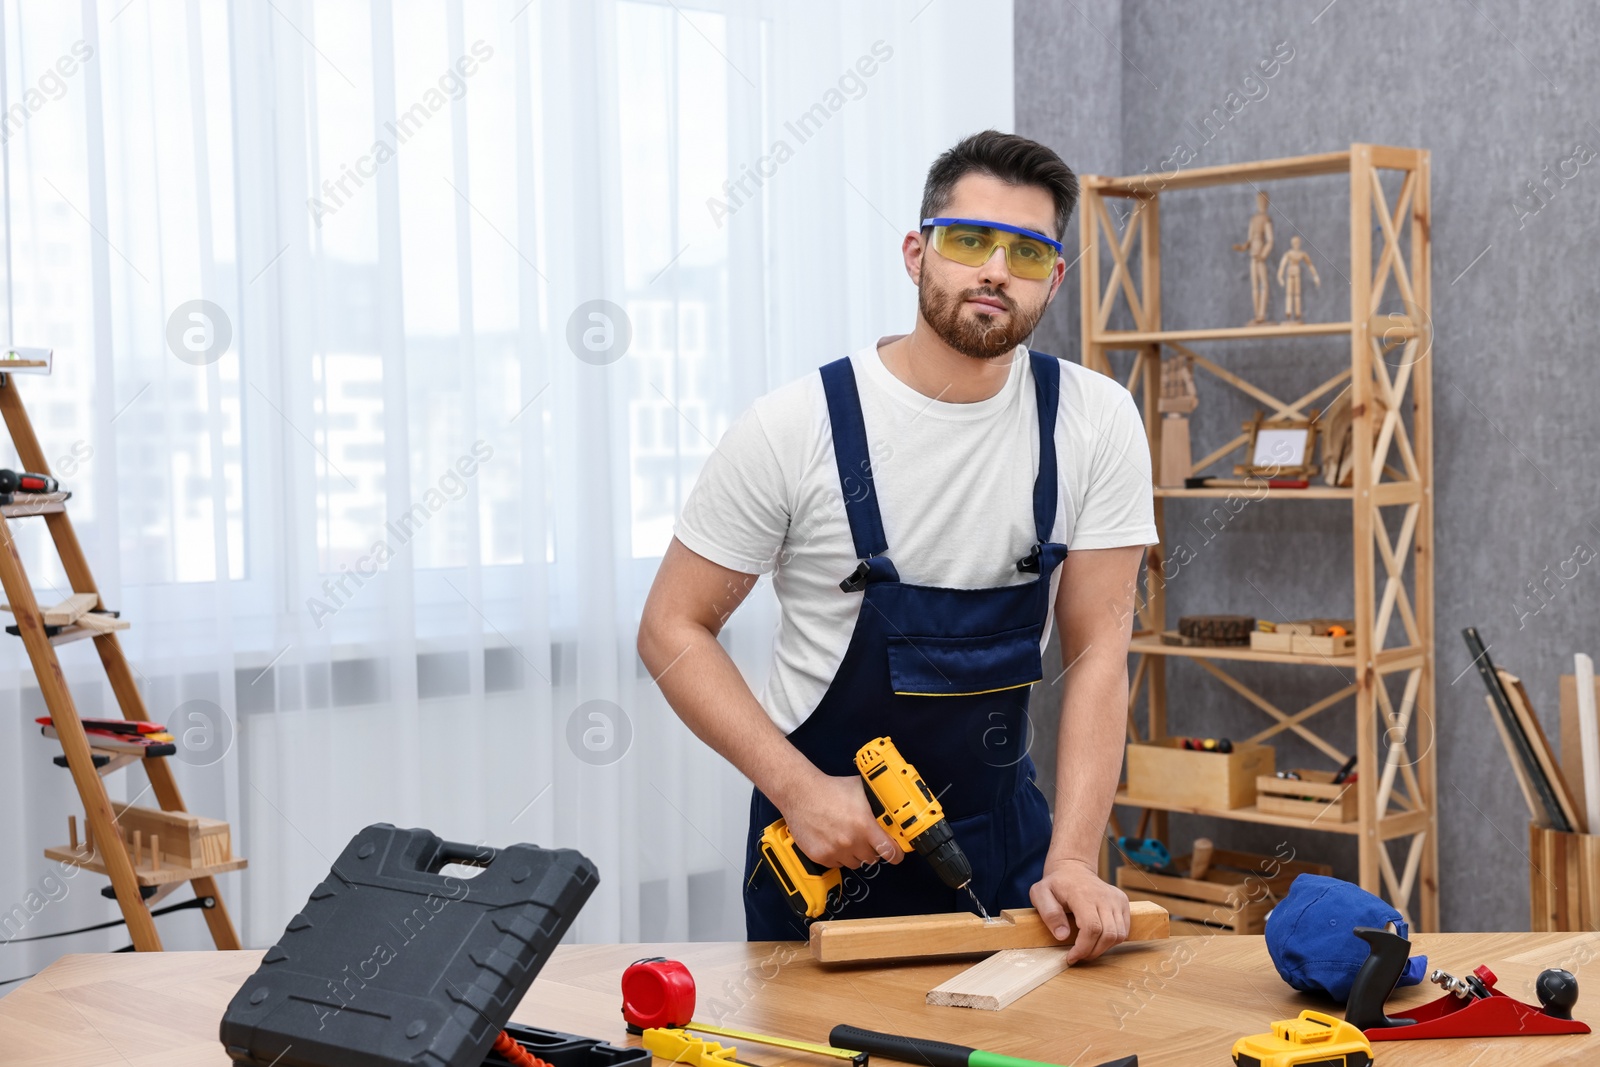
[1231,190,1274,326]
[1157,351,1198,486]
[1276,235,1321,323]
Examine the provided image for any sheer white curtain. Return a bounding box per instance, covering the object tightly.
[0,0,1012,979]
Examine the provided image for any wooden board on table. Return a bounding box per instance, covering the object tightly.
[926,946,1070,1010]
[809,902,1169,963]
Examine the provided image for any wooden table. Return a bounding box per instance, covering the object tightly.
[2,933,1598,1066]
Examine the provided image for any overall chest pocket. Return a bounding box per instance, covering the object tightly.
[885,625,1044,697]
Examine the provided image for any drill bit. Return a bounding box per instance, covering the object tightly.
[964,883,994,922]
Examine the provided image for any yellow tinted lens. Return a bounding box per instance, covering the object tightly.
[934,225,997,267]
[1004,235,1057,279]
[932,225,1056,279]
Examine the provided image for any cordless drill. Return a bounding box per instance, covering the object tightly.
[758,736,985,920]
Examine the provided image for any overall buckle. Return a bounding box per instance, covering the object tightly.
[839,560,872,593]
[1016,544,1042,573]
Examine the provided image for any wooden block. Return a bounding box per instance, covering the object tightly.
[108,803,232,868]
[809,902,1170,963]
[926,947,1071,1010]
[71,611,129,633]
[1190,838,1214,881]
[2,591,98,626]
[1157,415,1192,487]
[1248,630,1295,653]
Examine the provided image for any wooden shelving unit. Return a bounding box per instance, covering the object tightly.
[1080,144,1437,928]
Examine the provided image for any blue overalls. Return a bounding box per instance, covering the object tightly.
[743,350,1068,940]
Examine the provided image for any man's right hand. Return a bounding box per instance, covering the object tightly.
[777,772,903,870]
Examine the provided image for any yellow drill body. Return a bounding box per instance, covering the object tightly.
[759,736,976,919]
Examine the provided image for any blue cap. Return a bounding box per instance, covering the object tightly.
[1265,874,1428,1002]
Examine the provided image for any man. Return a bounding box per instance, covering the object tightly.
[637,131,1157,964]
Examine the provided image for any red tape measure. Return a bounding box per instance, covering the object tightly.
[621,957,696,1032]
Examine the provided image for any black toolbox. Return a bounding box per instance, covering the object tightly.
[220,823,644,1067]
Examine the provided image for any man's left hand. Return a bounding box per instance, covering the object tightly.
[1028,858,1131,965]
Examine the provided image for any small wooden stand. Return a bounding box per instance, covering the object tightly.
[1529,823,1600,932]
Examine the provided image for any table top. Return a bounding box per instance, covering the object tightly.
[2,933,1597,1066]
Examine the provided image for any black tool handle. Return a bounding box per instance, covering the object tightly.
[1345,926,1416,1030]
[830,1025,971,1067]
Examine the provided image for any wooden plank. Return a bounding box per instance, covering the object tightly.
[1490,694,1543,825]
[1,591,98,625]
[809,902,1170,963]
[1095,150,1352,193]
[1094,321,1352,348]
[925,947,1070,1011]
[1499,669,1583,833]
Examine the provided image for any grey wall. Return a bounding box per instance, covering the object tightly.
[1017,0,1600,932]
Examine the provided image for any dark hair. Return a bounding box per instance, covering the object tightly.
[919,130,1079,241]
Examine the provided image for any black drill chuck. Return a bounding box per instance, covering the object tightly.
[908,818,973,890]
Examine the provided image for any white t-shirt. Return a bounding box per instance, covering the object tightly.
[674,336,1159,733]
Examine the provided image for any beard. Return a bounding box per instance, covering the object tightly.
[917,273,1047,361]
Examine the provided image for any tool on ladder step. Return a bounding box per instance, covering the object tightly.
[0,468,58,493]
[39,722,176,757]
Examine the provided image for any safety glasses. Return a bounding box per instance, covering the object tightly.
[921,217,1062,280]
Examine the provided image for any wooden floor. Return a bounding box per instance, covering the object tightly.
[2,933,1597,1065]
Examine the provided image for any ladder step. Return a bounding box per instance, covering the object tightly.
[43,843,248,886]
[7,610,130,644]
[53,751,140,775]
[0,490,69,516]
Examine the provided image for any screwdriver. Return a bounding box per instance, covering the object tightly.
[0,469,58,493]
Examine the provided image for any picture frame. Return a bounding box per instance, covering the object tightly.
[1235,408,1321,479]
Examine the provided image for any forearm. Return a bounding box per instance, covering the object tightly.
[1045,650,1129,870]
[639,616,819,808]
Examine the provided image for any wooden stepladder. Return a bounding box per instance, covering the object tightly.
[0,362,243,950]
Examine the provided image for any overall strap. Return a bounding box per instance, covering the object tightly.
[1018,351,1063,573]
[819,357,888,561]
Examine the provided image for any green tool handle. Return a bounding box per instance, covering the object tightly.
[829,1027,1133,1067]
[969,1054,1066,1067]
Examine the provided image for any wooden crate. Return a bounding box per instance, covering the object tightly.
[1250,619,1356,656]
[1116,848,1332,934]
[1124,738,1274,809]
[1256,769,1358,823]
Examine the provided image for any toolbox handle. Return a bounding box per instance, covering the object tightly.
[427,837,499,873]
